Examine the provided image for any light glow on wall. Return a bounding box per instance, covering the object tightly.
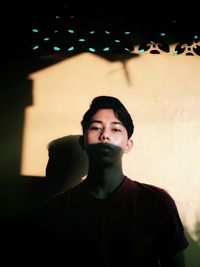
[21,53,200,242]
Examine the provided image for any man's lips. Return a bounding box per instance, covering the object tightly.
[87,143,114,154]
[97,143,113,151]
[86,143,123,159]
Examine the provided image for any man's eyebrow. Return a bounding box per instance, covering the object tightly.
[90,120,123,125]
[90,120,103,124]
[112,121,123,126]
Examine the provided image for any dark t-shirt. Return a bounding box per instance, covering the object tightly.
[29,176,188,266]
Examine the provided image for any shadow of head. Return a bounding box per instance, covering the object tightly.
[46,135,88,193]
[184,223,200,267]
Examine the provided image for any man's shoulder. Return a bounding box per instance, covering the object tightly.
[125,177,174,205]
[125,178,181,226]
[48,181,84,203]
[126,177,168,194]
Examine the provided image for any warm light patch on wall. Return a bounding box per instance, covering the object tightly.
[21,53,200,242]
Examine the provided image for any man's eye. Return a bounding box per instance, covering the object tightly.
[113,128,121,132]
[90,127,102,131]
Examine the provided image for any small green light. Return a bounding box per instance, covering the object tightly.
[67,46,74,51]
[125,48,130,52]
[89,48,96,52]
[103,47,110,51]
[89,31,95,34]
[194,35,198,39]
[174,50,178,55]
[78,39,86,42]
[105,31,111,34]
[43,37,49,41]
[53,47,61,51]
[32,29,39,33]
[32,45,39,50]
[115,40,120,43]
[124,32,131,35]
[68,29,74,33]
[54,30,58,33]
[139,49,145,53]
[160,33,166,36]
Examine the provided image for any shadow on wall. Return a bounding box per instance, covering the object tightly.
[0,58,33,219]
[45,135,88,196]
[16,135,88,213]
[0,56,89,219]
[185,222,200,267]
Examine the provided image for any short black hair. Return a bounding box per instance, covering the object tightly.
[81,96,134,138]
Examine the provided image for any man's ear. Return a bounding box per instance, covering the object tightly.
[79,135,86,150]
[125,139,133,153]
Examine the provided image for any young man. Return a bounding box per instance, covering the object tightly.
[33,96,188,266]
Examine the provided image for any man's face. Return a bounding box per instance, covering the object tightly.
[83,109,133,160]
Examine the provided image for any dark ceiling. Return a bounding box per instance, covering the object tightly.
[1,2,199,64]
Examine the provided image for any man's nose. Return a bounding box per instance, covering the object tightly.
[99,129,110,142]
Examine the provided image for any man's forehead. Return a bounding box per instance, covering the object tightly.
[89,109,124,126]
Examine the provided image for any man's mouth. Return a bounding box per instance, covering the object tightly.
[87,143,123,161]
[87,143,114,154]
[97,143,113,151]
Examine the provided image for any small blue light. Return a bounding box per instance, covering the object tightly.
[67,29,74,33]
[67,46,74,51]
[78,38,86,42]
[160,33,166,36]
[103,47,110,51]
[53,46,61,51]
[32,45,39,50]
[125,48,130,52]
[174,50,178,55]
[89,31,95,34]
[32,29,39,33]
[139,49,145,53]
[89,48,96,52]
[43,37,50,41]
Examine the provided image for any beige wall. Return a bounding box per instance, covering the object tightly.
[21,53,200,242]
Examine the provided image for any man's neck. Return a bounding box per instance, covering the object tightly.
[85,165,125,199]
